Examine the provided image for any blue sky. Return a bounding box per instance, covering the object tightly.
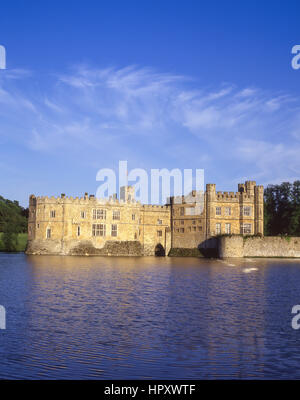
[1,0,300,205]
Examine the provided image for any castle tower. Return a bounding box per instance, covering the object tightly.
[245,181,256,196]
[28,195,37,241]
[205,184,216,238]
[254,185,264,235]
[238,183,246,193]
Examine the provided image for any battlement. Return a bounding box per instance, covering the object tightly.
[215,191,252,200]
[29,179,259,207]
[255,185,264,192]
[30,194,141,206]
[216,191,239,199]
[142,204,170,211]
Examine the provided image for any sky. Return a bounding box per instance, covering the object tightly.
[1,0,300,206]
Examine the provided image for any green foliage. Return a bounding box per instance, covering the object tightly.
[264,181,300,236]
[2,223,18,251]
[0,232,28,252]
[0,196,28,251]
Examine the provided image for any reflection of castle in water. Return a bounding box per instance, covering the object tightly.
[26,181,263,256]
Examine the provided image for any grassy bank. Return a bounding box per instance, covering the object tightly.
[0,233,28,252]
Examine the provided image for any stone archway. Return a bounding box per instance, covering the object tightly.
[155,243,165,256]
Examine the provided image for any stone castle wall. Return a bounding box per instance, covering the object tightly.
[26,181,264,256]
[26,190,171,256]
[219,235,300,258]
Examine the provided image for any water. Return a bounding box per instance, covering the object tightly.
[1,253,300,379]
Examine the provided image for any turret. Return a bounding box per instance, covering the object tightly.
[206,183,216,200]
[238,183,246,193]
[205,184,216,238]
[245,181,256,196]
[254,185,264,235]
[29,194,36,206]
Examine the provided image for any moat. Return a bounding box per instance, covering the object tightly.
[1,253,300,379]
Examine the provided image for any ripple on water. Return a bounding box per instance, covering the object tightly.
[1,254,300,378]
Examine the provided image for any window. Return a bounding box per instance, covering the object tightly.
[113,210,120,220]
[180,228,184,233]
[215,223,221,235]
[134,232,137,239]
[216,207,221,216]
[225,207,231,216]
[37,223,40,229]
[157,230,162,237]
[225,223,231,234]
[243,206,251,216]
[77,226,81,236]
[50,210,56,218]
[241,223,251,234]
[192,220,196,225]
[180,220,184,225]
[198,226,202,231]
[46,228,51,239]
[180,207,184,216]
[81,211,86,219]
[193,226,196,232]
[157,219,162,225]
[92,224,106,236]
[111,224,117,237]
[132,214,135,221]
[93,209,106,220]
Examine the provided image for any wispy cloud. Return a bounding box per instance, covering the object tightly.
[1,64,300,190]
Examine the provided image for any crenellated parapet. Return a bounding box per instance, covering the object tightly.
[216,191,240,200]
[142,204,170,210]
[31,193,141,206]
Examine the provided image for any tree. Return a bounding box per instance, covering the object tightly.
[264,181,300,236]
[0,196,27,234]
[289,181,300,235]
[0,196,28,252]
[2,222,18,252]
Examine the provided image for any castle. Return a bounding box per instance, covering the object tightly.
[26,181,264,256]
